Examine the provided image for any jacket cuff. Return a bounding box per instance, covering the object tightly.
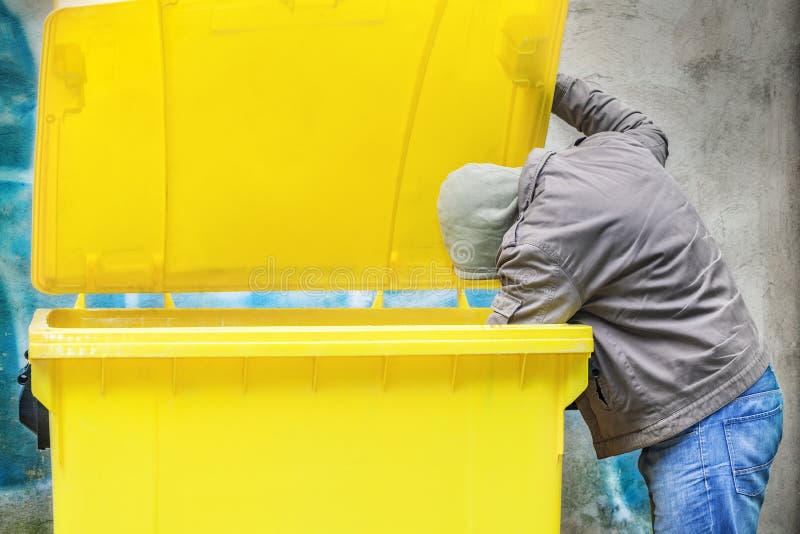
[551,73,576,113]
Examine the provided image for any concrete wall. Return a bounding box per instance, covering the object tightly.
[550,1,800,532]
[0,1,797,532]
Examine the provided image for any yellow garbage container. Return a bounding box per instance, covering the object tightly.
[29,0,588,532]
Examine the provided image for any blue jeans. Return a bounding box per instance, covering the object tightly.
[637,366,783,533]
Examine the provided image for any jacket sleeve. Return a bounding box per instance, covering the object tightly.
[552,74,669,166]
[486,243,582,325]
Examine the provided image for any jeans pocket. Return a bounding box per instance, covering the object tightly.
[723,394,783,497]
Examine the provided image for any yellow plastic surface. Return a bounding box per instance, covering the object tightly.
[33,0,569,294]
[31,1,581,531]
[30,308,591,533]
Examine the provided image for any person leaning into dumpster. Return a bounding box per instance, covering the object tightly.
[437,74,783,533]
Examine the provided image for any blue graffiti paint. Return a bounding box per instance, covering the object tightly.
[383,290,455,307]
[615,452,651,514]
[0,182,51,487]
[0,1,36,169]
[464,289,498,308]
[0,271,22,487]
[0,0,53,490]
[596,453,651,530]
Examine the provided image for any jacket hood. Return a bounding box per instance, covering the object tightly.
[436,163,520,279]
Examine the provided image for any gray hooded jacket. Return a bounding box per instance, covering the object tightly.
[485,75,768,458]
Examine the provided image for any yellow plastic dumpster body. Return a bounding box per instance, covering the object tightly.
[29,0,589,532]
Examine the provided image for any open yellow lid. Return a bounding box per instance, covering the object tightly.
[33,0,568,294]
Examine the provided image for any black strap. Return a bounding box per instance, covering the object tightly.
[17,353,50,450]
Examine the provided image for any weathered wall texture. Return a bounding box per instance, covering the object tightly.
[551,1,800,532]
[0,1,797,533]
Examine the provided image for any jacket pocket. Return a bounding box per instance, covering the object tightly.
[487,291,521,325]
[723,394,783,497]
[587,356,614,412]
